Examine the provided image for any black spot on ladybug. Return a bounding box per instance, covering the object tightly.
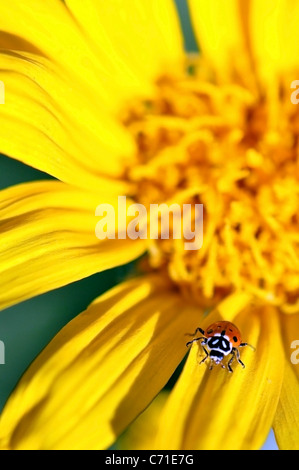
[233,336,238,342]
[207,329,213,334]
[229,328,233,332]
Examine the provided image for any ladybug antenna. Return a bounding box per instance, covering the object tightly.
[185,327,205,337]
[240,342,256,351]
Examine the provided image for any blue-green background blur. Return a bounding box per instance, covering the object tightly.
[0,0,277,450]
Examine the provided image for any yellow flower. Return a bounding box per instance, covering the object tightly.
[117,391,170,451]
[0,0,298,450]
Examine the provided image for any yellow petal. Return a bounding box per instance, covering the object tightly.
[64,0,184,89]
[217,290,253,321]
[273,361,299,450]
[188,0,251,83]
[0,0,127,112]
[0,51,135,192]
[0,276,202,450]
[0,0,184,111]
[0,31,43,55]
[251,0,299,82]
[118,391,169,450]
[156,305,284,450]
[0,181,147,310]
[273,313,299,450]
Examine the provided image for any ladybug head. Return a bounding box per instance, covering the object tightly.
[210,350,224,364]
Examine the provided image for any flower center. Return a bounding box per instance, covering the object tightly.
[121,61,299,313]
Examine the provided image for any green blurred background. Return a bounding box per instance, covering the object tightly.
[0,0,277,450]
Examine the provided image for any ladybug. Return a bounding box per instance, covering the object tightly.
[186,321,255,372]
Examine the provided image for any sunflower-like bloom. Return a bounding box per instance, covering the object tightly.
[0,0,298,451]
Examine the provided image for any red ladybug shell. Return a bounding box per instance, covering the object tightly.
[204,321,242,347]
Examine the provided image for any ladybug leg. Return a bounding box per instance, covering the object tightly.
[235,347,245,369]
[199,345,209,365]
[186,327,205,337]
[186,336,207,347]
[227,349,236,373]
